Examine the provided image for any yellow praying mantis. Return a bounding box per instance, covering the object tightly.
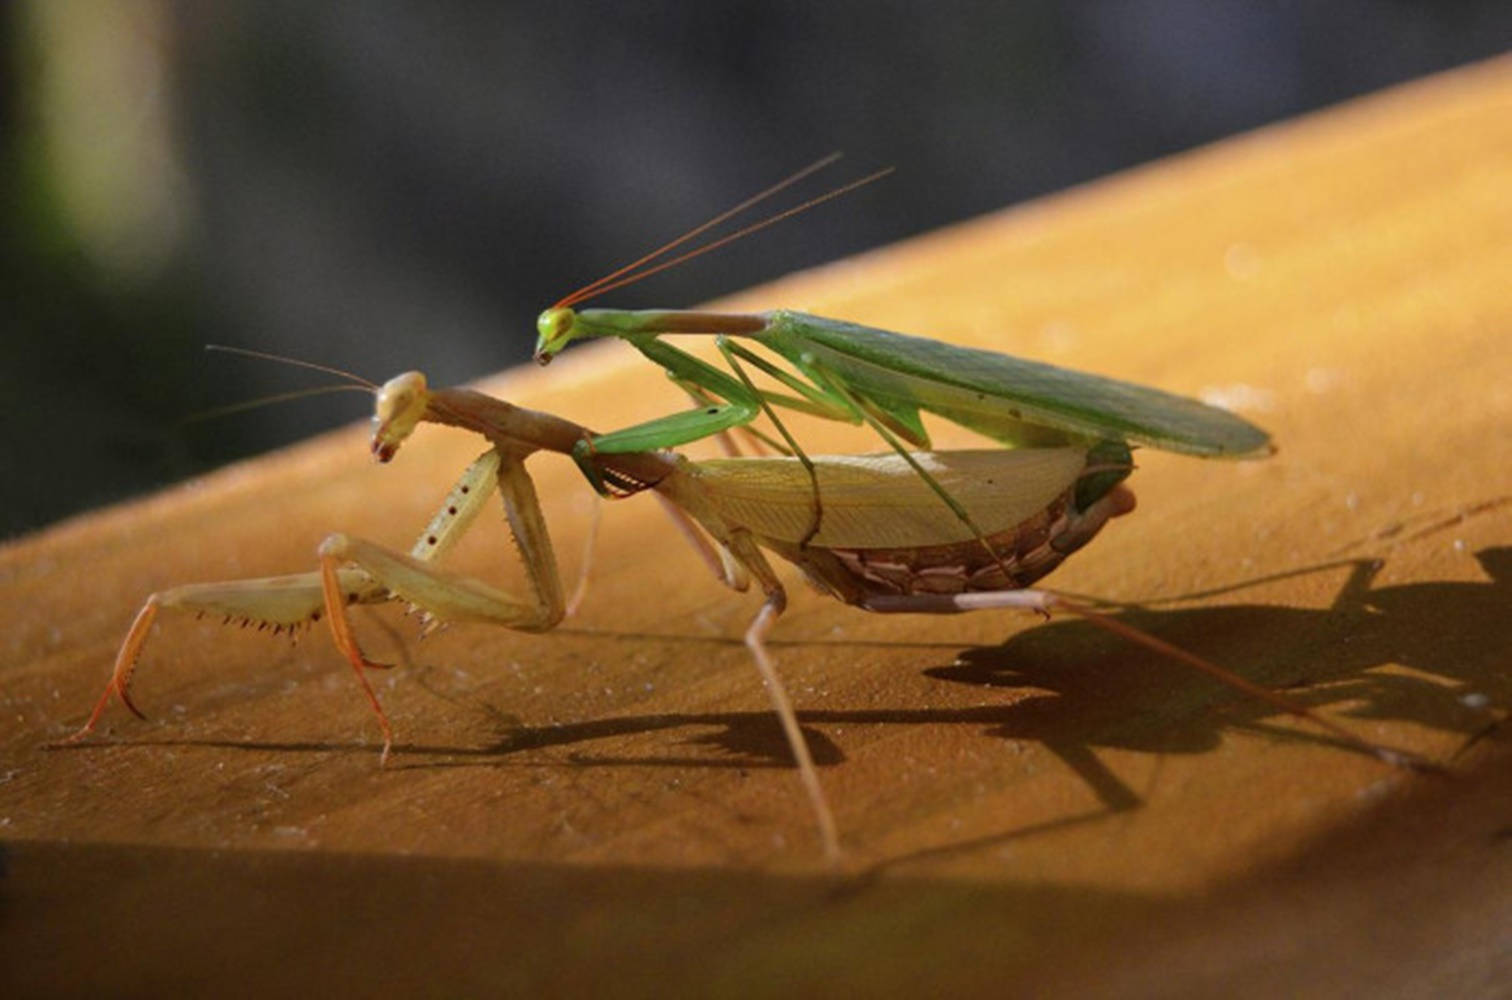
[70,362,1430,861]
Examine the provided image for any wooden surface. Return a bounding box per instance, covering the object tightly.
[5,58,1511,996]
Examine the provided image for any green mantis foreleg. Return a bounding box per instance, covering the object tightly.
[567,334,852,496]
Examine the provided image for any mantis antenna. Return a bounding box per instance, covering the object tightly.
[555,157,893,309]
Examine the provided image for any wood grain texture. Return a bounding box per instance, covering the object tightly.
[4,58,1510,996]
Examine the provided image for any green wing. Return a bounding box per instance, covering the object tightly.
[768,312,1272,458]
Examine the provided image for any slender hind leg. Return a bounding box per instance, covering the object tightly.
[719,532,841,862]
[563,495,602,618]
[744,590,841,863]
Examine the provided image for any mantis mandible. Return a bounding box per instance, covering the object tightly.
[71,369,1427,862]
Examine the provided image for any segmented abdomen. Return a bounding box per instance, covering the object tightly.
[825,483,1133,596]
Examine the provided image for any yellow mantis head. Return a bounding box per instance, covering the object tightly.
[372,371,430,462]
[533,307,578,363]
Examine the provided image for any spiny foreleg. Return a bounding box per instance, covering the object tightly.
[314,449,568,759]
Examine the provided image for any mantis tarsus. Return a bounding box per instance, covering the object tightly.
[71,370,1429,862]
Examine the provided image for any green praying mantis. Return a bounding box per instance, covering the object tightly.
[531,159,1270,569]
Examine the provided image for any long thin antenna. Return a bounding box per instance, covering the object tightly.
[185,384,375,423]
[553,153,845,310]
[205,344,377,389]
[557,166,895,307]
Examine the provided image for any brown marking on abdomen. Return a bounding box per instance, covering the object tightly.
[823,483,1134,597]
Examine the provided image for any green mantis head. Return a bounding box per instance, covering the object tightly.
[372,371,431,462]
[534,307,578,364]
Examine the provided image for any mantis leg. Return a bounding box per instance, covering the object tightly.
[716,340,828,549]
[71,451,506,742]
[805,364,1019,579]
[652,493,750,592]
[670,377,784,456]
[72,449,569,761]
[563,495,602,618]
[860,590,1436,772]
[315,450,568,759]
[577,339,763,461]
[572,338,856,467]
[68,566,384,742]
[715,338,857,420]
[725,531,841,862]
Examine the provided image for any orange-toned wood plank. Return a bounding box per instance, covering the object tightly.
[3,57,1509,993]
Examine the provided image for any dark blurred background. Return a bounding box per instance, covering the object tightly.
[4,1,1510,538]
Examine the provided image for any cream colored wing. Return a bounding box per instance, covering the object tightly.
[690,448,1090,549]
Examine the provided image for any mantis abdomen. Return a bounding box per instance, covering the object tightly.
[661,444,1135,601]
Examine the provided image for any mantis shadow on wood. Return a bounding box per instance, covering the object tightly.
[387,548,1504,817]
[928,548,1509,808]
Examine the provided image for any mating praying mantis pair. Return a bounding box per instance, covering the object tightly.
[71,162,1430,861]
